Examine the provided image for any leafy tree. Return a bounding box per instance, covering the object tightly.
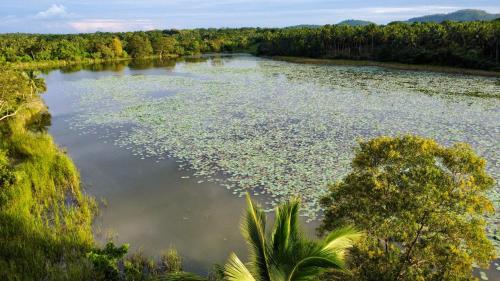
[112,37,124,57]
[225,194,362,281]
[320,135,496,281]
[125,34,153,58]
[152,36,177,58]
[0,69,33,121]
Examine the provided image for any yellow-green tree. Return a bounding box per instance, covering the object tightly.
[111,37,123,57]
[320,135,495,281]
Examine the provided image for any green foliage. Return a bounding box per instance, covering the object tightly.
[151,34,178,57]
[0,68,31,121]
[0,68,96,280]
[160,272,207,281]
[224,194,362,281]
[126,34,154,58]
[87,242,129,281]
[86,242,206,281]
[320,135,496,281]
[159,248,183,273]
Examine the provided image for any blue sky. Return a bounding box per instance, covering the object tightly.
[0,0,499,33]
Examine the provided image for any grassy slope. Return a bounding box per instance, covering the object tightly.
[0,70,96,280]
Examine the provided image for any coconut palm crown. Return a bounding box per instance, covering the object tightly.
[225,194,362,281]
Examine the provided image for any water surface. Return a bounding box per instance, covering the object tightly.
[42,55,499,277]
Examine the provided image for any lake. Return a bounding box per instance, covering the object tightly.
[42,54,500,277]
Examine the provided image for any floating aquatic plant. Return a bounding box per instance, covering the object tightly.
[59,56,499,249]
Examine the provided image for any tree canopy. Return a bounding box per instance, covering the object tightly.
[320,135,496,281]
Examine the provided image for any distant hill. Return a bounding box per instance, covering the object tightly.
[285,10,498,29]
[408,9,500,23]
[285,24,321,29]
[337,19,374,26]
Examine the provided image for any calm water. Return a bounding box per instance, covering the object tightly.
[42,55,499,277]
[43,62,245,274]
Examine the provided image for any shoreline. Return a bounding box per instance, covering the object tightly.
[7,53,500,78]
[270,56,500,78]
[8,54,180,70]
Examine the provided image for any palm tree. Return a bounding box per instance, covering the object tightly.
[224,194,362,281]
[22,70,46,98]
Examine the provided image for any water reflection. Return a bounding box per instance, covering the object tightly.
[42,55,316,275]
[37,54,248,75]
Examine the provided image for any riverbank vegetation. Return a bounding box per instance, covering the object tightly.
[1,20,499,71]
[0,68,209,280]
[0,68,95,279]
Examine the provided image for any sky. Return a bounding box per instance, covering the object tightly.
[0,0,499,34]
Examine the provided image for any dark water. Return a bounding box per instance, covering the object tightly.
[44,64,246,274]
[41,56,498,278]
[42,58,318,275]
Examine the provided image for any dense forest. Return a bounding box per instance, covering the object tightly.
[0,28,258,62]
[257,20,500,70]
[0,20,499,70]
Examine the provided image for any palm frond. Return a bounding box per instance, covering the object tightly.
[230,195,360,281]
[241,193,271,280]
[224,253,257,281]
[321,226,363,258]
[287,254,345,281]
[271,197,301,254]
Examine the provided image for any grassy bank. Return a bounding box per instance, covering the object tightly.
[0,69,96,280]
[271,56,500,77]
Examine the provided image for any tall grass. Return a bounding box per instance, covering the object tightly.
[0,72,96,280]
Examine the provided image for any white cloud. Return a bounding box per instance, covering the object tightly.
[36,4,69,19]
[69,19,158,32]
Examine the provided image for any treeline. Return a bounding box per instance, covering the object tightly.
[0,28,260,62]
[257,20,500,70]
[1,21,499,70]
